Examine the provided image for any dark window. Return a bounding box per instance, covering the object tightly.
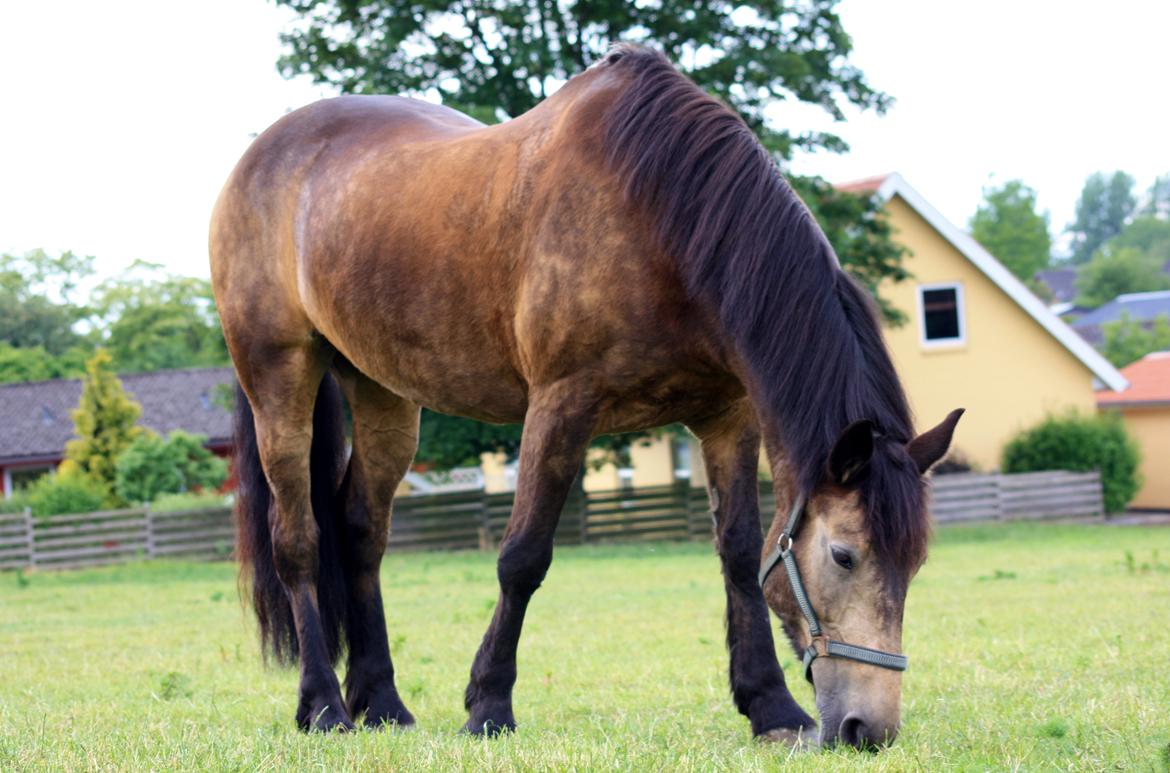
[922,286,961,341]
[9,466,52,492]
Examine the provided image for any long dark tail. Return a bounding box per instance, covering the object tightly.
[234,374,350,666]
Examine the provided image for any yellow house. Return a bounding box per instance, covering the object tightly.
[1096,351,1170,509]
[587,173,1129,488]
[844,173,1128,469]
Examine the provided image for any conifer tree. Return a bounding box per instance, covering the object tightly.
[64,349,143,494]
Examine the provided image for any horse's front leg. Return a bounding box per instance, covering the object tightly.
[463,388,594,735]
[691,402,817,741]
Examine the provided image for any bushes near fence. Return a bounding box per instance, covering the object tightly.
[1002,412,1140,513]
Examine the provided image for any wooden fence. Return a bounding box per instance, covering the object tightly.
[0,470,1103,571]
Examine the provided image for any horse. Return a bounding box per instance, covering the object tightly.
[210,44,961,749]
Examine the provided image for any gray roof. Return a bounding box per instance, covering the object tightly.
[1034,268,1079,304]
[0,367,235,463]
[1072,290,1170,328]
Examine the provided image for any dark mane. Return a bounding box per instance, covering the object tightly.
[600,46,928,578]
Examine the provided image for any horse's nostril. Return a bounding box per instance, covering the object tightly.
[839,715,866,748]
[839,713,895,750]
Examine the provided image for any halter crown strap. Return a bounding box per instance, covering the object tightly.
[759,493,908,683]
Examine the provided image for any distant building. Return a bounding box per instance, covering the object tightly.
[1097,351,1170,509]
[1034,267,1076,306]
[0,367,234,497]
[1070,290,1170,345]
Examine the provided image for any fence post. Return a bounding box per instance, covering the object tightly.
[478,493,493,551]
[576,483,589,545]
[23,507,36,568]
[144,503,156,558]
[995,475,1008,520]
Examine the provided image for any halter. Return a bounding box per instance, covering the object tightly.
[759,493,908,683]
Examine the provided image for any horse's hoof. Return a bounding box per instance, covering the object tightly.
[364,706,416,731]
[297,702,356,733]
[463,717,516,737]
[757,725,819,751]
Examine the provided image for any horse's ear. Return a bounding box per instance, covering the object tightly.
[828,419,876,486]
[907,408,965,474]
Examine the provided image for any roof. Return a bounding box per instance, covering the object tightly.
[1034,268,1079,304]
[838,173,1129,393]
[0,367,235,463]
[1072,290,1170,328]
[1097,351,1170,407]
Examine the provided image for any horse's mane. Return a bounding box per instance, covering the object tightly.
[600,45,928,580]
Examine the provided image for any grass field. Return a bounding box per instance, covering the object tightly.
[2,521,1169,771]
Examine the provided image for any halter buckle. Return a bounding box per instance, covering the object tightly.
[777,532,794,557]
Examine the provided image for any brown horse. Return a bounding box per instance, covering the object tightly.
[210,44,961,748]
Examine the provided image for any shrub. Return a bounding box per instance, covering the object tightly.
[25,468,111,517]
[933,450,975,476]
[1001,411,1141,513]
[114,431,229,505]
[0,493,31,514]
[150,491,231,512]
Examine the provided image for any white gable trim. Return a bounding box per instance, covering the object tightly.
[873,174,1129,393]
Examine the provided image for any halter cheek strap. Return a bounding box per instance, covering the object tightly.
[759,494,908,683]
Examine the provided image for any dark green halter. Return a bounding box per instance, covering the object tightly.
[759,493,908,683]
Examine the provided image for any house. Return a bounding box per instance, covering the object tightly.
[579,173,1128,487]
[839,173,1126,470]
[1096,351,1170,509]
[1069,289,1170,345]
[0,367,234,497]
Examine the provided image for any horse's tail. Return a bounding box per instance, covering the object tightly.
[234,375,350,666]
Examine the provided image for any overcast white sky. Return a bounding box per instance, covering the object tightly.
[2,0,1168,279]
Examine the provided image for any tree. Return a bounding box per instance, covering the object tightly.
[91,261,229,373]
[1101,313,1170,368]
[0,249,94,356]
[64,349,144,496]
[0,343,89,384]
[1068,171,1136,264]
[275,0,909,323]
[1108,216,1170,262]
[969,180,1052,281]
[416,410,523,470]
[1075,247,1170,308]
[1142,174,1170,219]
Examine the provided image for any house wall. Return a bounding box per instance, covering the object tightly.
[1103,406,1170,509]
[880,196,1099,470]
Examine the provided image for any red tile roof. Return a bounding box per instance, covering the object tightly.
[1096,351,1170,406]
[835,174,891,194]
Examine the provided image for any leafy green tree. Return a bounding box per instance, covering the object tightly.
[970,180,1052,281]
[64,350,144,496]
[0,249,94,356]
[0,343,90,384]
[1075,247,1170,308]
[1108,216,1170,261]
[1101,313,1170,368]
[1001,411,1141,514]
[91,261,229,373]
[114,430,229,504]
[1068,171,1137,264]
[1142,173,1170,219]
[275,0,909,321]
[416,411,522,470]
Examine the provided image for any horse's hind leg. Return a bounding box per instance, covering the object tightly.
[463,387,595,735]
[333,366,420,728]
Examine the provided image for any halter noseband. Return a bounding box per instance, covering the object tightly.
[759,493,908,683]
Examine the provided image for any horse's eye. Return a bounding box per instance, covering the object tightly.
[831,546,854,570]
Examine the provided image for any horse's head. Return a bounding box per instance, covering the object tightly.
[762,409,963,749]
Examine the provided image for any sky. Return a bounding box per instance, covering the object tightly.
[2,0,1168,280]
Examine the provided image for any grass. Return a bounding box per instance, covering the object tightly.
[1,521,1168,771]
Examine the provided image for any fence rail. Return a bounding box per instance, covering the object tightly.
[0,470,1103,571]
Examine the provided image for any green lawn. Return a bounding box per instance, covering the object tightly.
[2,522,1169,771]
